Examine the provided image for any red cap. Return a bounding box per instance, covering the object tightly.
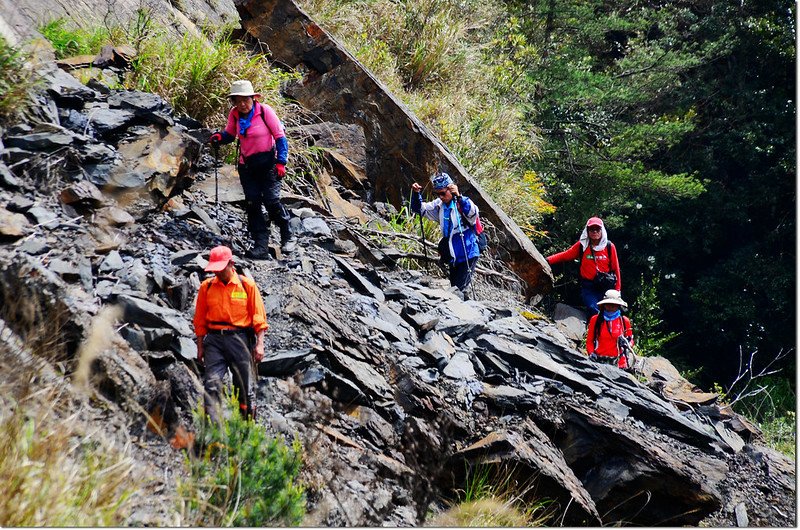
[205,245,232,272]
[586,217,604,228]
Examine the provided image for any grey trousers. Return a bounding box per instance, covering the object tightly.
[202,332,255,422]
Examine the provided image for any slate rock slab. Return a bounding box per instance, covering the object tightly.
[259,348,316,376]
[116,294,193,336]
[0,162,20,189]
[88,107,136,137]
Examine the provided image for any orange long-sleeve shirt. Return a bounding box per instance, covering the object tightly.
[193,273,268,337]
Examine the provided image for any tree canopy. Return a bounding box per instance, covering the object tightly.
[521,0,795,386]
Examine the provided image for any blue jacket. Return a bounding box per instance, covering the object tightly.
[411,192,480,264]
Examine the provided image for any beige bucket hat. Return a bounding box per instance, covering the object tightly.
[228,80,260,98]
[598,289,627,308]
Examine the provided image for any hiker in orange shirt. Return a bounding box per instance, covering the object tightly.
[194,245,267,421]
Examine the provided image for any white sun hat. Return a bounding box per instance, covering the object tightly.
[598,289,627,308]
[228,80,260,97]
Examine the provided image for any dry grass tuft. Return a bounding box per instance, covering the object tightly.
[299,0,553,235]
[428,496,530,527]
[0,377,136,526]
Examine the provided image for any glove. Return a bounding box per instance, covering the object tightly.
[275,163,286,179]
[589,353,598,362]
[209,132,223,145]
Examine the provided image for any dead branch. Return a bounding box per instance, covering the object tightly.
[725,347,791,408]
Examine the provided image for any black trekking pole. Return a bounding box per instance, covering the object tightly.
[454,197,477,300]
[618,335,636,373]
[418,210,429,269]
[212,143,220,217]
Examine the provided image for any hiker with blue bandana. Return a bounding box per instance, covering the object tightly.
[209,80,296,260]
[411,172,480,299]
[586,289,635,370]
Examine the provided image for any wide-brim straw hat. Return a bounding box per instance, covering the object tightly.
[228,80,260,98]
[598,289,627,308]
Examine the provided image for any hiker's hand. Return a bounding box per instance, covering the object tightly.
[197,338,204,364]
[209,132,222,145]
[589,353,598,362]
[253,341,264,363]
[411,182,422,192]
[448,184,459,197]
[275,163,286,179]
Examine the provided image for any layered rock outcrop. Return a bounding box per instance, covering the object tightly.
[0,61,794,526]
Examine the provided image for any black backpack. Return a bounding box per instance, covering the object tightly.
[593,314,631,353]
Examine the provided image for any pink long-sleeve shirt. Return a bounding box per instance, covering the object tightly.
[224,101,285,163]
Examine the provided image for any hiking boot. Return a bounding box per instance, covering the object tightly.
[245,245,271,260]
[280,235,297,254]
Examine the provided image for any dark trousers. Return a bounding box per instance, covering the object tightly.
[449,257,478,297]
[202,332,255,422]
[238,151,291,246]
[580,280,604,314]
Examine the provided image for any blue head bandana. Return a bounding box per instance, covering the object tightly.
[432,172,453,190]
[238,103,256,137]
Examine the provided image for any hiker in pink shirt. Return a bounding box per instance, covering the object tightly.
[209,80,295,259]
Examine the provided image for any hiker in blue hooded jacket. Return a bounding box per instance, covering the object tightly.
[411,172,480,299]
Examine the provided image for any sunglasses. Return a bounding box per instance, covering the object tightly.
[437,190,449,196]
[588,226,602,232]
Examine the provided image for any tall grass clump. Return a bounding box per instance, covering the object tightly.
[0,37,39,123]
[127,27,296,127]
[428,463,553,526]
[39,18,110,59]
[731,376,796,459]
[0,382,135,526]
[178,394,306,526]
[299,0,554,236]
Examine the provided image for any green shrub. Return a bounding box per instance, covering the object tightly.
[127,28,296,127]
[179,394,306,526]
[0,37,38,123]
[631,275,679,357]
[39,18,110,59]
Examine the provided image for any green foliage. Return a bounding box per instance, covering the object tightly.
[0,37,38,123]
[524,0,795,387]
[39,18,110,59]
[630,275,678,357]
[179,394,305,526]
[127,27,296,127]
[758,413,796,460]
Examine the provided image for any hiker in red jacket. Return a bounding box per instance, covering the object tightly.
[586,289,634,369]
[546,216,621,313]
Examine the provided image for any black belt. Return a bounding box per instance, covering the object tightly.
[207,328,248,335]
[594,355,620,365]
